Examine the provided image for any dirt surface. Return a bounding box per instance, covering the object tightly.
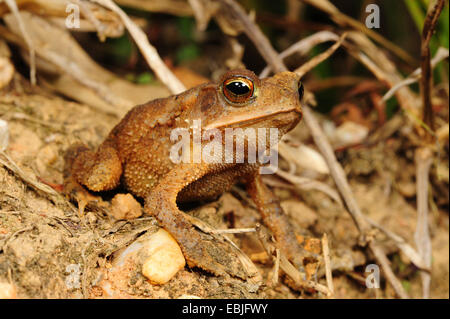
[0,76,448,299]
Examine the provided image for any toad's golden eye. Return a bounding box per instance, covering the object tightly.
[222,77,255,105]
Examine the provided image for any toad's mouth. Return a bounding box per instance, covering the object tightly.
[203,108,302,130]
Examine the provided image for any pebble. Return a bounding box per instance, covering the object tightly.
[0,282,17,299]
[141,229,186,285]
[110,193,143,220]
[0,119,9,151]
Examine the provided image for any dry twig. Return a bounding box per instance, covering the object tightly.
[295,33,347,78]
[415,148,433,298]
[256,224,331,295]
[90,0,186,95]
[271,248,280,286]
[182,212,262,289]
[321,233,334,297]
[216,0,286,74]
[363,215,429,271]
[382,47,449,102]
[0,150,59,197]
[420,0,446,134]
[275,168,342,205]
[260,30,340,78]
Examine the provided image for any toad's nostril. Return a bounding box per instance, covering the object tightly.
[298,80,304,101]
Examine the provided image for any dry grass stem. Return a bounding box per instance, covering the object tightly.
[321,233,334,297]
[260,30,340,78]
[295,33,347,78]
[382,47,449,102]
[182,212,262,287]
[363,216,429,271]
[302,106,409,298]
[90,0,186,95]
[271,248,280,286]
[368,241,409,299]
[275,168,342,205]
[256,224,331,295]
[217,0,286,73]
[209,227,256,234]
[0,150,59,197]
[415,148,433,298]
[420,0,446,133]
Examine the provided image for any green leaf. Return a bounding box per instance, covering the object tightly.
[176,44,200,63]
[135,72,154,84]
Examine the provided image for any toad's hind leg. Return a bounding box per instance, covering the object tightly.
[145,163,249,279]
[246,173,307,269]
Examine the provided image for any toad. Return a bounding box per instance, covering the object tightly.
[64,69,305,278]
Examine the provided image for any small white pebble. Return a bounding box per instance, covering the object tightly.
[141,229,186,285]
[178,294,201,299]
[0,119,9,151]
[0,282,17,299]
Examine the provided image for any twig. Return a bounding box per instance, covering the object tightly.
[343,36,434,135]
[415,147,433,298]
[0,150,59,197]
[382,47,449,102]
[321,233,334,297]
[302,107,368,231]
[260,30,340,78]
[182,212,262,286]
[1,14,130,116]
[363,215,429,271]
[343,34,420,114]
[256,224,331,295]
[188,0,219,31]
[295,33,347,78]
[304,105,409,299]
[275,168,342,205]
[75,0,109,42]
[420,0,445,134]
[209,227,256,234]
[368,241,408,299]
[91,0,186,95]
[216,0,286,73]
[271,248,280,286]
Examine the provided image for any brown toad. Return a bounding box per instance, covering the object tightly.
[64,69,305,278]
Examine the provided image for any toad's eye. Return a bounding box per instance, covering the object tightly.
[223,77,255,105]
[298,81,304,101]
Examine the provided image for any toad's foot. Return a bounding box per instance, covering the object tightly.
[63,144,111,216]
[180,229,250,279]
[145,192,250,279]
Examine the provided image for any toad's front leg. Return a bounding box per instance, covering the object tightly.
[63,142,122,214]
[144,163,249,279]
